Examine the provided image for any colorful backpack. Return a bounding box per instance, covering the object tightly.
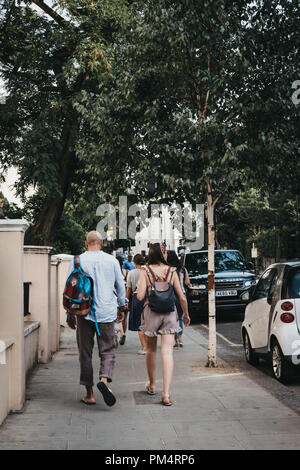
[63,255,100,336]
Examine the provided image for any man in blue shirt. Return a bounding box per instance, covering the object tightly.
[66,231,127,407]
[123,254,135,273]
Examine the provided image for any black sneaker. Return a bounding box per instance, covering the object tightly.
[97,381,116,407]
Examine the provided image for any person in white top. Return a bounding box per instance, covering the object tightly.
[167,250,190,347]
[126,254,147,354]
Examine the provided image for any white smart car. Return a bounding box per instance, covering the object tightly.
[241,261,300,383]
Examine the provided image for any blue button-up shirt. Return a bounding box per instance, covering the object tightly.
[66,250,126,323]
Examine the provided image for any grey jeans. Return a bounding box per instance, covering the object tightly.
[76,316,116,387]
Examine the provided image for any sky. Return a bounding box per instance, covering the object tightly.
[0,167,21,205]
[0,2,47,206]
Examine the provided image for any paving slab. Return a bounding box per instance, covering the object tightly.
[0,423,86,441]
[0,325,300,450]
[247,434,300,450]
[0,440,68,450]
[239,417,300,435]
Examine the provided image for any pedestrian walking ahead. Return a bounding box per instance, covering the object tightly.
[119,254,135,346]
[66,231,127,407]
[123,254,135,275]
[127,253,146,354]
[137,243,190,406]
[167,250,190,347]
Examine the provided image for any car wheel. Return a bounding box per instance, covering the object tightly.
[271,340,293,384]
[243,331,259,366]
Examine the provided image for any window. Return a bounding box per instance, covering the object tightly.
[252,269,276,301]
[185,250,248,276]
[284,267,300,299]
[268,269,279,301]
[24,282,31,316]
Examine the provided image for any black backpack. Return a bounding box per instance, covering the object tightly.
[145,265,176,314]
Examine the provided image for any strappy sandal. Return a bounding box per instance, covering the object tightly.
[145,382,156,395]
[80,398,96,406]
[161,393,173,406]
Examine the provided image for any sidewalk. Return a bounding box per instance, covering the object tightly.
[0,325,300,450]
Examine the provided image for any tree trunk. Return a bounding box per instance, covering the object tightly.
[206,182,217,367]
[275,228,281,262]
[26,116,78,245]
[26,71,88,246]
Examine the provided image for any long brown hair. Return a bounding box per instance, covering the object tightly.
[147,242,167,265]
[167,250,183,275]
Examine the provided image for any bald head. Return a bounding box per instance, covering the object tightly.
[85,231,103,250]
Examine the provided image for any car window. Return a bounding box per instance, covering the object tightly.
[252,268,276,301]
[185,251,248,276]
[268,269,279,299]
[286,268,300,299]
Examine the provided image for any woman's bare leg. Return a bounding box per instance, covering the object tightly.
[161,334,175,395]
[145,335,157,391]
[138,331,147,350]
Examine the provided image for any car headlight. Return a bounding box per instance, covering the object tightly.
[189,284,206,289]
[244,279,257,287]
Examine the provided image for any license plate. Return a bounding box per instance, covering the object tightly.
[216,290,237,297]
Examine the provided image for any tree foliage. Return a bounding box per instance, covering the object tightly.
[76,0,299,204]
[0,0,130,243]
[0,0,299,258]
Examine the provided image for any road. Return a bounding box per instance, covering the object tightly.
[191,309,300,415]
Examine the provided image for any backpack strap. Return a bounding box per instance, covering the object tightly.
[74,254,81,269]
[146,264,172,282]
[164,266,172,282]
[146,264,159,282]
[88,276,101,337]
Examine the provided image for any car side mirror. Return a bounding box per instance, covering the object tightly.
[247,261,254,270]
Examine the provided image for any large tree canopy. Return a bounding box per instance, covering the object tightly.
[1,0,298,366]
[71,0,299,365]
[0,0,299,248]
